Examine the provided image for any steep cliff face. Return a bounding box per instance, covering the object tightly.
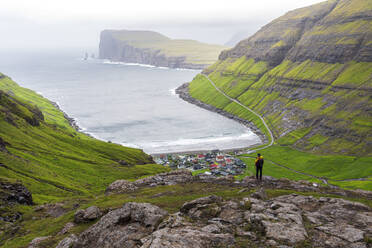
[188,0,372,155]
[99,30,228,69]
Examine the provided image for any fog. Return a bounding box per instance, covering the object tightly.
[0,0,325,52]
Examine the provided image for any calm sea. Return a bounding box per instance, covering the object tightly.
[0,50,260,153]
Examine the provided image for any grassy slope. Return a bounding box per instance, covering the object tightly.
[189,74,372,190]
[187,0,372,190]
[110,30,229,65]
[0,75,169,204]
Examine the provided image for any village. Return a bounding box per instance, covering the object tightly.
[153,150,246,176]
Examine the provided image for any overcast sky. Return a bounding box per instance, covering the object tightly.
[0,0,325,52]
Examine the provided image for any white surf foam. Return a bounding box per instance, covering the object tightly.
[120,142,141,149]
[102,60,156,68]
[169,88,177,96]
[144,132,256,148]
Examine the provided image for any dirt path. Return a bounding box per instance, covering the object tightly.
[201,74,274,152]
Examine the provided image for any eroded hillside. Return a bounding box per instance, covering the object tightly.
[187,0,372,155]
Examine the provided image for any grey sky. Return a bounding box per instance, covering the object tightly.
[0,0,325,51]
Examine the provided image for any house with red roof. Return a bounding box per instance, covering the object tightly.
[197,154,206,159]
[216,155,224,162]
[209,163,218,169]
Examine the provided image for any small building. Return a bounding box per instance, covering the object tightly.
[210,164,218,170]
[197,154,206,160]
[216,155,224,162]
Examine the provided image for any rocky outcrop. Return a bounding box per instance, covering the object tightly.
[0,179,33,206]
[28,236,51,248]
[55,234,78,248]
[74,206,102,224]
[57,193,372,248]
[105,170,194,195]
[105,170,372,201]
[64,202,168,248]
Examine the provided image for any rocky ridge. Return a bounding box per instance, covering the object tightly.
[58,179,372,248]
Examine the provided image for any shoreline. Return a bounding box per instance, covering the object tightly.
[176,82,267,144]
[150,143,261,157]
[50,101,94,138]
[48,67,264,156]
[101,58,207,70]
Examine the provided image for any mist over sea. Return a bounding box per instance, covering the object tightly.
[0,50,260,153]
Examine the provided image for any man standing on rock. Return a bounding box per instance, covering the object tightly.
[255,153,264,181]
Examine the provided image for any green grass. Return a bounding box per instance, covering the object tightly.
[332,61,372,86]
[0,75,170,204]
[237,156,321,184]
[239,145,372,190]
[192,168,210,176]
[0,76,73,130]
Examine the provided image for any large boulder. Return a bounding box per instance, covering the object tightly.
[105,179,138,195]
[74,206,102,224]
[27,236,51,248]
[56,234,78,248]
[141,226,235,248]
[134,170,193,187]
[69,202,168,248]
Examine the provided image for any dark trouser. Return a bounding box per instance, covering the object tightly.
[256,166,262,180]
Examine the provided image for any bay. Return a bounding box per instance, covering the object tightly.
[0,50,260,153]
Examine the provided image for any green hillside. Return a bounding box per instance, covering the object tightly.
[0,74,169,204]
[186,0,372,190]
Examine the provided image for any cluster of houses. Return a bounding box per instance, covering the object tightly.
[154,150,246,176]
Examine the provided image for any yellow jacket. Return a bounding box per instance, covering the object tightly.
[255,156,264,166]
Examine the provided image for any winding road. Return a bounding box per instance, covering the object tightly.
[200,73,369,185]
[201,73,274,152]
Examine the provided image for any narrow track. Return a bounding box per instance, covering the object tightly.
[201,73,274,152]
[201,74,369,185]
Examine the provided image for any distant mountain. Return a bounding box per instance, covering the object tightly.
[99,30,228,69]
[187,0,372,155]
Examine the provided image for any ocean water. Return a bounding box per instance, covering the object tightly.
[0,50,261,153]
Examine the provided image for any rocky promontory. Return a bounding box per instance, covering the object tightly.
[55,170,372,248]
[99,30,227,69]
